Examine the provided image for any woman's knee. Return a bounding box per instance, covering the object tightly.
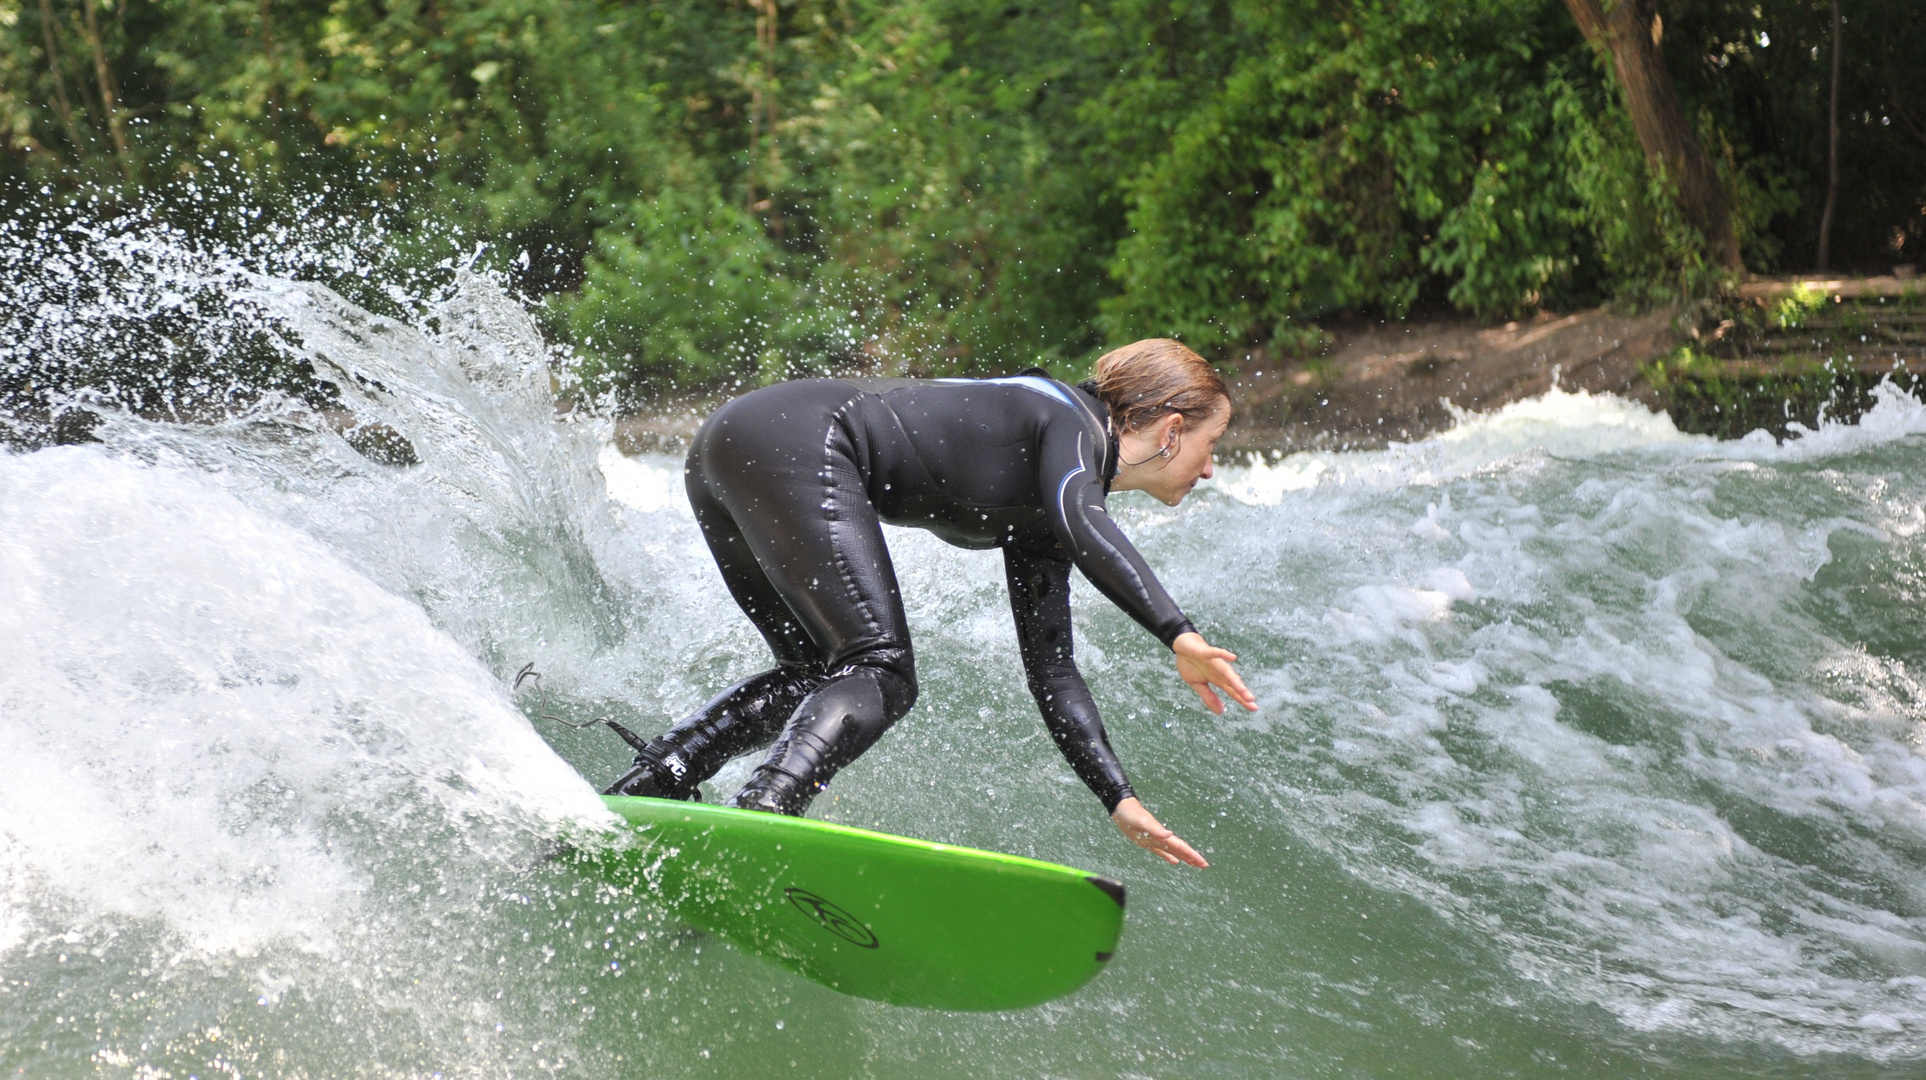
[768,660,915,775]
[724,662,915,815]
[877,664,917,719]
[842,648,916,721]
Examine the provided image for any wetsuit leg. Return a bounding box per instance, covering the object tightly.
[604,668,820,798]
[614,383,917,812]
[688,383,920,815]
[686,459,824,669]
[606,467,828,799]
[730,663,915,814]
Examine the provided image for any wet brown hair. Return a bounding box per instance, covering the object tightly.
[1087,338,1230,433]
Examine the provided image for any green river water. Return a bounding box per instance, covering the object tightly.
[2,233,1923,1078]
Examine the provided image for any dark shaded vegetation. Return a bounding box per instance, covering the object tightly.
[3,0,1923,400]
[1645,286,1925,439]
[0,182,459,450]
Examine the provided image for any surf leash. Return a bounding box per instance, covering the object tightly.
[511,662,653,754]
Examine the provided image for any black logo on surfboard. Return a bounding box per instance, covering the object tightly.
[785,888,879,949]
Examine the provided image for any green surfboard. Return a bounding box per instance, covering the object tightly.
[583,796,1127,1011]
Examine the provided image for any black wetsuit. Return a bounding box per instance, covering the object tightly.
[608,374,1196,815]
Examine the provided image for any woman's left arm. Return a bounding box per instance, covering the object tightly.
[1003,546,1137,813]
[1035,426,1195,646]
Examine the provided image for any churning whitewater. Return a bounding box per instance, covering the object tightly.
[3,226,1925,1077]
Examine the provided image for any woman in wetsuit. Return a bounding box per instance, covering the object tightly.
[608,338,1256,867]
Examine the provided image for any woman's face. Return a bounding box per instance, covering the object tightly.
[1137,402,1231,506]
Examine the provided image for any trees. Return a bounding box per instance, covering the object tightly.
[1090,0,1610,345]
[1562,0,1743,272]
[4,0,1920,387]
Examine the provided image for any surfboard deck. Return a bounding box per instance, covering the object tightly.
[581,796,1126,1011]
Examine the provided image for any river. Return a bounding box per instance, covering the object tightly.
[2,220,1923,1078]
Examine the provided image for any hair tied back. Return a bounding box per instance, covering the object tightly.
[1087,339,1229,434]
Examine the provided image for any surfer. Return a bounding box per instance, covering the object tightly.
[608,339,1256,867]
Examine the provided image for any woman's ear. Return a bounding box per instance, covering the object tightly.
[1160,412,1185,447]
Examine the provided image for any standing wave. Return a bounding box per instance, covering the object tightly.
[4,199,1925,1076]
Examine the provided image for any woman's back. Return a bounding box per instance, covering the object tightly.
[703,375,1115,555]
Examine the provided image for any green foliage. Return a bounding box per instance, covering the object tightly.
[568,190,796,393]
[3,0,1921,389]
[1551,73,1715,305]
[772,0,1115,374]
[1094,0,1605,346]
[1770,284,1833,329]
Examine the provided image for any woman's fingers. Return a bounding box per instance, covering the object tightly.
[1112,798,1210,868]
[1187,677,1226,714]
[1130,822,1206,868]
[1152,830,1209,868]
[1215,660,1258,711]
[1196,651,1255,709]
[1206,654,1256,711]
[1175,642,1258,713]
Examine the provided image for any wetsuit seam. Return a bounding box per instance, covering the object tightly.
[1062,382,1116,486]
[869,388,944,513]
[1055,432,1156,609]
[824,395,884,648]
[1052,434,1086,531]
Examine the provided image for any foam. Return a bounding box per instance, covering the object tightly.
[1221,387,1705,506]
[10,202,1926,1068]
[0,447,608,957]
[1196,387,1926,1056]
[600,443,692,516]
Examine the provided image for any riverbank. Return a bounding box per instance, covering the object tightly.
[608,275,1925,459]
[609,309,1683,459]
[1216,305,1682,456]
[1222,273,1925,454]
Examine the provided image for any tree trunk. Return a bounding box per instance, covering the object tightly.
[36,0,88,162]
[1564,0,1744,272]
[747,0,783,236]
[1816,0,1841,272]
[76,0,135,183]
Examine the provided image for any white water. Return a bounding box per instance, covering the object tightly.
[3,218,1925,1077]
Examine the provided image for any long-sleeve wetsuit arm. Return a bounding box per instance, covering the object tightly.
[1004,545,1137,813]
[1035,419,1197,648]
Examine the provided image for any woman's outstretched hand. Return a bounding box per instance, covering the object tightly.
[1171,631,1257,714]
[1112,797,1208,868]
